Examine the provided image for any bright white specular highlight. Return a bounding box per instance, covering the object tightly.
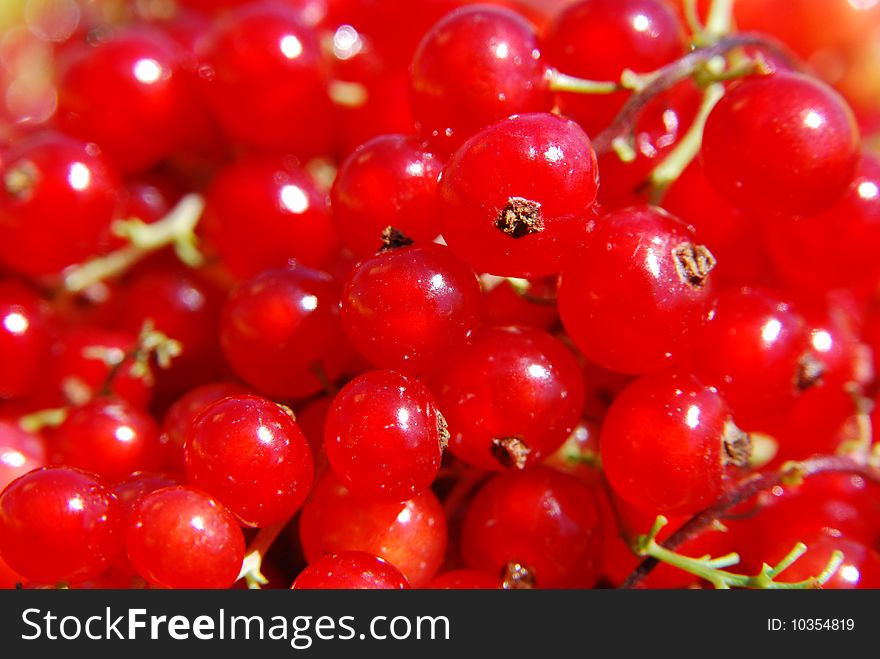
[632,14,650,32]
[68,496,84,512]
[761,318,782,344]
[280,35,303,59]
[133,58,162,84]
[494,42,509,59]
[115,426,136,443]
[803,110,824,130]
[67,162,91,191]
[301,294,318,311]
[257,425,274,444]
[3,312,28,335]
[685,405,701,429]
[0,449,26,468]
[191,515,205,531]
[811,330,833,353]
[858,181,879,200]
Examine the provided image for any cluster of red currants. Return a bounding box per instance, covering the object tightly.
[0,0,879,590]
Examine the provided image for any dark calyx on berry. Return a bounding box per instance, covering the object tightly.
[437,413,450,451]
[501,561,536,589]
[491,436,531,469]
[672,242,717,288]
[795,352,826,391]
[379,226,415,251]
[722,419,752,468]
[495,197,545,238]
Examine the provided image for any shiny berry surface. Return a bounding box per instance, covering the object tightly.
[126,485,245,589]
[410,4,552,149]
[439,112,599,278]
[341,244,481,372]
[185,394,314,527]
[325,370,445,501]
[701,71,860,215]
[0,466,124,585]
[558,205,717,374]
[0,280,50,400]
[0,420,45,491]
[432,325,584,471]
[292,551,410,589]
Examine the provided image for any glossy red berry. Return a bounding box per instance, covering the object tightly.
[0,466,124,585]
[0,419,46,491]
[291,551,410,589]
[299,471,447,588]
[126,485,245,589]
[439,112,599,278]
[461,466,602,588]
[196,1,333,156]
[160,381,250,472]
[331,134,442,258]
[410,4,552,149]
[56,26,197,173]
[558,205,718,374]
[219,265,349,399]
[51,397,163,483]
[701,71,860,215]
[425,570,499,589]
[325,370,446,501]
[763,153,880,292]
[432,326,584,471]
[186,394,314,527]
[0,280,50,400]
[544,0,687,135]
[0,132,120,276]
[341,243,481,373]
[600,369,748,516]
[202,156,339,278]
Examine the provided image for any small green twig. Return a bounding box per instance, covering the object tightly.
[237,519,289,589]
[635,516,844,589]
[63,193,205,293]
[19,407,68,433]
[549,71,620,95]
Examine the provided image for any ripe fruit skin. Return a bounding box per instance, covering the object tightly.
[544,0,687,135]
[425,570,500,589]
[299,472,447,588]
[202,156,339,278]
[219,265,349,399]
[292,551,410,589]
[432,325,584,471]
[185,394,314,527]
[341,244,481,373]
[51,397,163,483]
[331,134,442,258]
[56,27,194,173]
[0,280,50,400]
[410,4,552,149]
[0,132,120,277]
[161,381,250,472]
[439,112,599,278]
[763,153,880,293]
[701,71,860,215]
[600,369,743,516]
[0,466,124,585]
[0,420,46,491]
[126,486,245,589]
[558,205,717,375]
[325,370,446,501]
[196,1,333,156]
[460,466,602,588]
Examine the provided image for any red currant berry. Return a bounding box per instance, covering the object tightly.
[425,570,499,589]
[558,205,718,374]
[331,134,442,258]
[325,370,446,501]
[299,471,447,588]
[410,4,552,150]
[600,369,749,516]
[701,71,860,215]
[219,265,349,399]
[439,112,599,278]
[186,394,313,527]
[196,1,334,156]
[51,397,163,483]
[0,466,124,585]
[461,466,602,588]
[126,485,245,589]
[432,325,584,471]
[202,155,339,278]
[341,243,481,373]
[0,132,120,276]
[56,26,196,173]
[544,0,687,135]
[291,551,410,589]
[0,419,46,491]
[0,279,50,400]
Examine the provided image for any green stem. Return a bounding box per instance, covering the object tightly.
[549,70,621,95]
[703,0,735,43]
[237,519,289,589]
[648,82,725,201]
